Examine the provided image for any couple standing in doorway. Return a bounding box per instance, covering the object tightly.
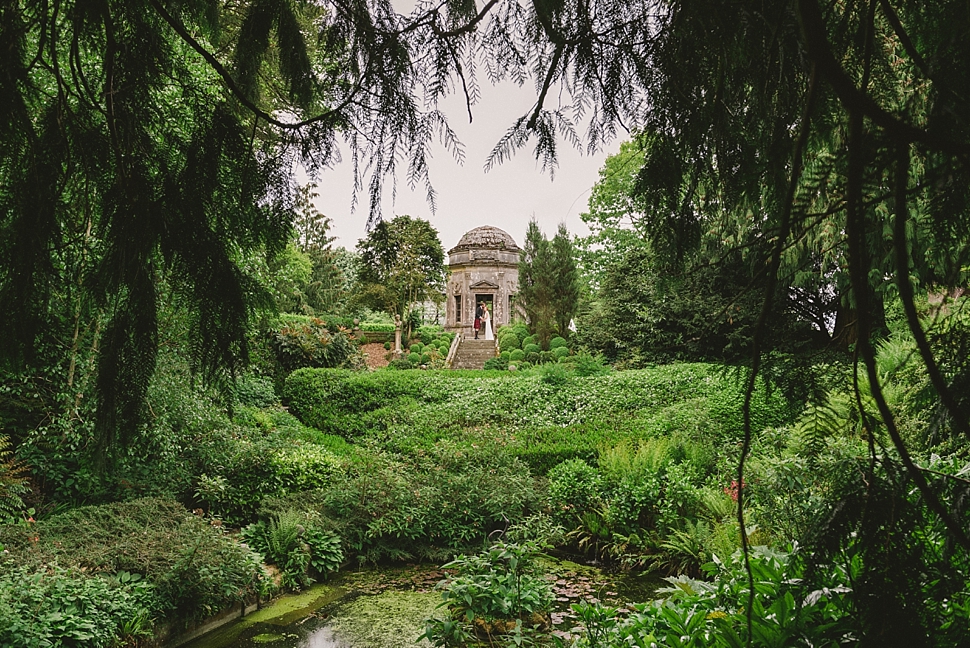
[474,302,493,340]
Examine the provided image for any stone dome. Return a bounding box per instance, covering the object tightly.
[450,226,520,253]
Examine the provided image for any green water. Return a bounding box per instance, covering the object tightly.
[181,562,662,648]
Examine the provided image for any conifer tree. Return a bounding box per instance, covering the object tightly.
[517,220,556,347]
[550,224,580,338]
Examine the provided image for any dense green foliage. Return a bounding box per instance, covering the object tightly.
[283,365,795,474]
[355,215,446,335]
[518,220,580,346]
[421,541,554,646]
[241,509,343,590]
[0,498,268,624]
[0,564,155,648]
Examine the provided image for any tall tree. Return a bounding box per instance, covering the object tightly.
[550,224,580,338]
[517,219,556,347]
[355,215,445,334]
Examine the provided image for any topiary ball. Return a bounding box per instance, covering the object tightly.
[524,343,541,355]
[499,332,520,350]
[383,341,392,350]
[409,343,421,353]
[420,353,431,364]
[525,351,540,364]
[552,345,569,359]
[549,336,568,349]
[510,349,525,361]
[499,351,511,361]
[407,352,421,364]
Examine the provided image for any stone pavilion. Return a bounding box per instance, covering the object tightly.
[445,226,521,335]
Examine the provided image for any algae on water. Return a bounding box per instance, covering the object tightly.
[327,590,442,648]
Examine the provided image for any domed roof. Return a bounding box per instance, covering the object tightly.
[450,226,520,252]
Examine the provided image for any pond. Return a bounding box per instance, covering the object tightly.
[180,561,663,648]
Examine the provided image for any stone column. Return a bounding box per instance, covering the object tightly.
[394,313,403,355]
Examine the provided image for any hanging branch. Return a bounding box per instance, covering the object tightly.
[737,63,819,645]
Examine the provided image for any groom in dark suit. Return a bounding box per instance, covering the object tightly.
[474,302,484,339]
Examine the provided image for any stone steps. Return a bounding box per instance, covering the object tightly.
[450,338,497,370]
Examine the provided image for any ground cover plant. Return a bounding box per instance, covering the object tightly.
[283,364,796,475]
[0,498,269,627]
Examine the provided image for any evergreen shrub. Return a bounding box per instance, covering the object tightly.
[234,374,277,408]
[525,351,540,364]
[407,352,421,364]
[409,343,422,353]
[384,341,392,350]
[388,358,415,370]
[510,349,525,362]
[416,325,445,345]
[483,357,508,371]
[498,332,520,350]
[524,343,541,354]
[549,336,568,349]
[420,353,432,365]
[552,346,570,359]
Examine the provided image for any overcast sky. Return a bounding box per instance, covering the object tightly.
[304,79,622,253]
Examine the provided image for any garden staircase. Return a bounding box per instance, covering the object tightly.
[450,338,497,370]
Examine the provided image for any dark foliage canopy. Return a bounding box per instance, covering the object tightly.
[3,0,970,637]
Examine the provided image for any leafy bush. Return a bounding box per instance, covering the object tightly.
[572,547,859,648]
[439,344,450,356]
[524,343,541,355]
[410,343,423,353]
[311,443,540,563]
[0,563,156,648]
[388,358,416,370]
[574,353,611,377]
[498,332,520,351]
[523,335,538,348]
[421,541,553,645]
[510,349,525,362]
[552,345,570,359]
[539,363,569,386]
[549,336,568,349]
[242,509,343,590]
[420,353,432,365]
[483,357,508,371]
[194,437,347,525]
[268,318,358,374]
[234,374,277,408]
[0,498,268,622]
[525,351,540,364]
[416,325,446,345]
[384,341,392,350]
[407,352,421,364]
[547,459,603,526]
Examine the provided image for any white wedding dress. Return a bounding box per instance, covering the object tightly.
[484,311,494,340]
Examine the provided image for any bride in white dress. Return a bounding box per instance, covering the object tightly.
[483,304,494,340]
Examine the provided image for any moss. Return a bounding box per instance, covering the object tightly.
[181,585,344,648]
